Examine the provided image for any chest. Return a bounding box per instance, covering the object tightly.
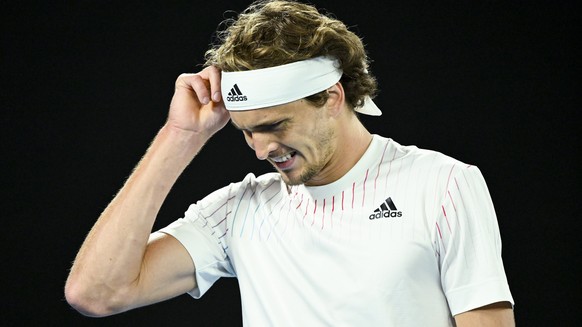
[226,197,439,289]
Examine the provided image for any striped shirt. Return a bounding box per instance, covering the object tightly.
[158,135,513,326]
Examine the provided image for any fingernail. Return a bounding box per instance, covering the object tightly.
[202,97,209,104]
[212,92,221,102]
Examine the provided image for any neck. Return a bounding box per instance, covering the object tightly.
[306,112,372,186]
[337,114,373,172]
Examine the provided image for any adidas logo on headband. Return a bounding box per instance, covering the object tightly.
[226,84,248,102]
[220,57,381,115]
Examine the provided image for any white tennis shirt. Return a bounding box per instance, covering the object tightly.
[157,135,514,326]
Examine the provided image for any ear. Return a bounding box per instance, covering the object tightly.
[325,82,346,117]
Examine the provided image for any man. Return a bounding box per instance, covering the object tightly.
[65,1,515,325]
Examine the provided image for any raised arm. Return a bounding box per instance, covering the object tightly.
[65,67,229,317]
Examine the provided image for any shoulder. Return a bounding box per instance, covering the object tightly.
[376,136,486,194]
[407,144,468,169]
[377,135,472,172]
[411,147,482,189]
[187,172,283,216]
[237,172,282,190]
[223,172,284,200]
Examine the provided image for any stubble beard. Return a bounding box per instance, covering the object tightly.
[281,126,336,186]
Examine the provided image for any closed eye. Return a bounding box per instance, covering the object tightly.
[254,121,284,133]
[234,120,287,134]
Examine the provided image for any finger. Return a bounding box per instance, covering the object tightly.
[199,66,222,102]
[175,73,209,105]
[186,74,211,105]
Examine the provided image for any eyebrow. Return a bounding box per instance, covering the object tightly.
[230,119,287,132]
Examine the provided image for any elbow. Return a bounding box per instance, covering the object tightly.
[64,277,126,317]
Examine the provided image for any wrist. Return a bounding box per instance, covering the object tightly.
[160,123,208,150]
[146,123,208,169]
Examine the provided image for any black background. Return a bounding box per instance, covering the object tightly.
[2,0,579,325]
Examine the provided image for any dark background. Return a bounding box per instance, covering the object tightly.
[2,0,578,325]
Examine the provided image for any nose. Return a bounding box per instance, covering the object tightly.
[247,132,277,160]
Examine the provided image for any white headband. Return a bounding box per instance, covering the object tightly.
[221,56,381,116]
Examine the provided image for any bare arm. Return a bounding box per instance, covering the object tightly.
[65,67,229,317]
[454,301,515,327]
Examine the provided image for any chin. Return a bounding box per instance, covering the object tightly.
[280,175,303,186]
[282,169,319,186]
[276,170,303,186]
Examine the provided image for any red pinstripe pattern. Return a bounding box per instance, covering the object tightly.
[441,205,452,232]
[330,196,334,229]
[443,164,457,200]
[436,222,443,239]
[433,163,457,248]
[383,145,398,192]
[296,193,303,209]
[321,199,326,230]
[312,199,317,226]
[272,197,293,240]
[362,168,369,207]
[453,174,478,257]
[435,222,446,254]
[302,198,310,223]
[373,142,390,203]
[447,190,457,213]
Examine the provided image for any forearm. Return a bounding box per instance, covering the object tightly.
[455,302,515,327]
[66,123,206,309]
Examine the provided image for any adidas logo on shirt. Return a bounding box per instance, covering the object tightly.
[226,84,248,102]
[369,197,403,220]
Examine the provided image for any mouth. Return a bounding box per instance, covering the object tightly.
[270,151,297,170]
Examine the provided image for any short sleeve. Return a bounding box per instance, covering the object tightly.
[434,165,514,315]
[157,184,236,299]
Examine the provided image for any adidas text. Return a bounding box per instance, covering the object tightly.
[369,210,403,220]
[227,95,248,102]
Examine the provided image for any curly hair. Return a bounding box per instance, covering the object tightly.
[204,0,377,110]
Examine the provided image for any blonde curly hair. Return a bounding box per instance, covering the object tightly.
[204,0,377,109]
